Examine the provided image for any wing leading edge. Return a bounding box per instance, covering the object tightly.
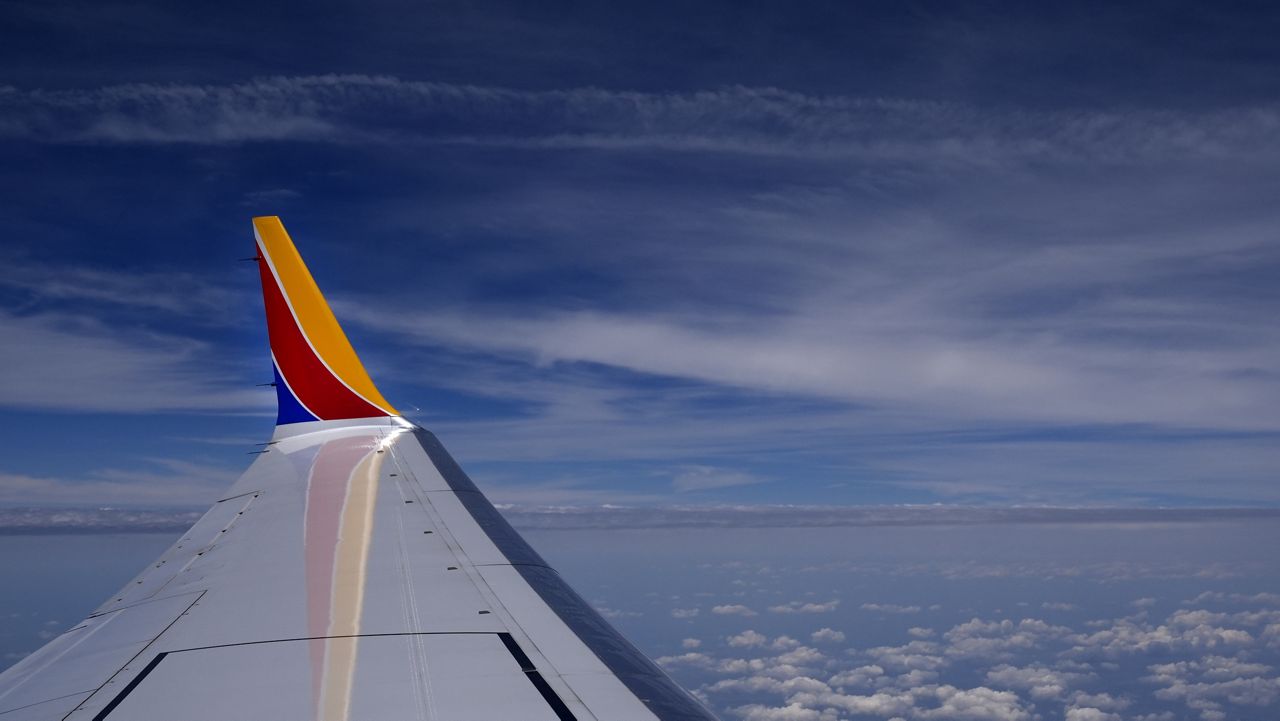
[0,218,717,721]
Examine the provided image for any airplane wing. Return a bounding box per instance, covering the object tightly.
[0,217,717,721]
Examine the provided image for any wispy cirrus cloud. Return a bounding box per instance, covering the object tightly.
[0,254,268,415]
[2,72,1278,508]
[0,309,266,413]
[337,259,1280,433]
[670,465,766,493]
[0,258,252,322]
[0,456,237,507]
[5,75,1280,167]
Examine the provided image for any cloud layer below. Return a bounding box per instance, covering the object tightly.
[4,504,1278,533]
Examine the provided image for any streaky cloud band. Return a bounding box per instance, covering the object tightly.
[3,504,1277,533]
[4,76,1280,167]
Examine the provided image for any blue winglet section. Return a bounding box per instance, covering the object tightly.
[273,361,320,425]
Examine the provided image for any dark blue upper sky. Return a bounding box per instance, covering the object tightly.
[1,0,1279,508]
[8,1,1280,106]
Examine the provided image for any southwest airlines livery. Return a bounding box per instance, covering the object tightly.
[0,217,717,721]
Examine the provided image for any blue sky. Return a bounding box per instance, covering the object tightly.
[2,0,1280,508]
[5,6,1280,719]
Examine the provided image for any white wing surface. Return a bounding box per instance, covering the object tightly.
[0,217,716,721]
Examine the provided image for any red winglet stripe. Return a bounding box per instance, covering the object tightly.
[258,249,387,421]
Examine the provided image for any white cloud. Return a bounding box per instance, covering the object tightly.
[655,652,715,668]
[786,684,1031,721]
[734,702,836,721]
[594,605,642,619]
[1144,654,1280,720]
[914,685,1030,721]
[1186,592,1280,606]
[1063,709,1121,721]
[10,76,1280,175]
[0,458,239,506]
[811,628,846,644]
[345,275,1280,439]
[729,630,769,648]
[769,600,840,614]
[775,647,826,667]
[713,604,759,617]
[943,618,1072,660]
[495,506,1280,531]
[1069,615,1254,658]
[709,675,831,697]
[717,658,770,675]
[861,603,923,614]
[786,689,916,718]
[1066,691,1130,712]
[676,588,1280,721]
[682,638,702,649]
[0,310,266,414]
[984,664,1091,700]
[672,608,701,619]
[293,140,1280,508]
[864,641,948,673]
[0,260,249,322]
[5,72,1280,514]
[686,593,1280,721]
[1167,609,1230,627]
[770,636,802,651]
[828,665,886,689]
[670,465,766,493]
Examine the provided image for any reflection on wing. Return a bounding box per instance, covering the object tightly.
[304,434,387,721]
[0,218,717,721]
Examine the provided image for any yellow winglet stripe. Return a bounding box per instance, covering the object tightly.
[253,216,398,416]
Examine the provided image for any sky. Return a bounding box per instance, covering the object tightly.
[2,0,1280,509]
[4,4,1280,720]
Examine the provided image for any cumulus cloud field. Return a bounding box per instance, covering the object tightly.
[535,519,1280,721]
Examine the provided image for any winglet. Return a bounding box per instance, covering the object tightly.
[253,216,399,425]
